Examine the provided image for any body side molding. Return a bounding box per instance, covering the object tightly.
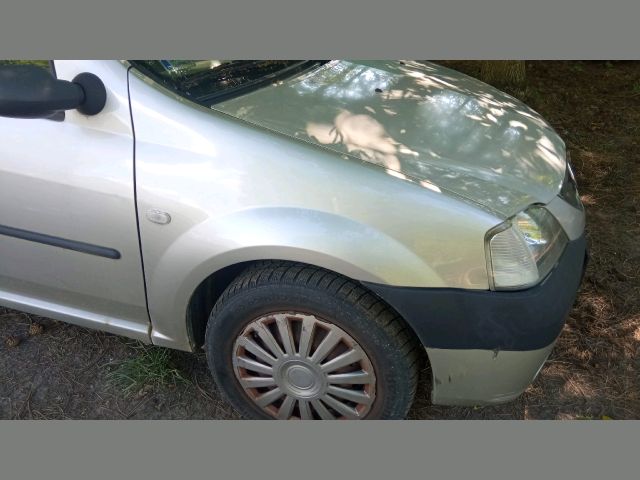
[0,224,121,259]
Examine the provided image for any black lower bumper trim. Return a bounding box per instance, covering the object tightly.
[363,234,587,351]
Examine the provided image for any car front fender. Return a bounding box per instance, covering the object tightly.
[145,207,443,350]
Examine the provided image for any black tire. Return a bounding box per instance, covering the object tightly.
[205,261,422,420]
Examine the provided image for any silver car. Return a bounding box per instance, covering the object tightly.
[0,60,587,419]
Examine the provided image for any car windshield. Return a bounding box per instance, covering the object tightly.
[130,60,324,106]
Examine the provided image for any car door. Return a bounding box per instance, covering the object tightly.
[0,60,150,341]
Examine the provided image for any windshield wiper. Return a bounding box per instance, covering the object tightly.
[194,60,326,105]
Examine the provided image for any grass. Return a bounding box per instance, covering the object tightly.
[105,342,188,397]
[0,60,50,69]
[571,62,585,73]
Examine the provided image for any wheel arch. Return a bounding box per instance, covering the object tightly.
[186,260,253,350]
[184,259,428,362]
[147,207,445,351]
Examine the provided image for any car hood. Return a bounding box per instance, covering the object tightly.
[214,60,567,217]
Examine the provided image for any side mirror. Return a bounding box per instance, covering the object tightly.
[0,65,107,119]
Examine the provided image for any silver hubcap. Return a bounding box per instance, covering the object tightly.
[232,312,376,420]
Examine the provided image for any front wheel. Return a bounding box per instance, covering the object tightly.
[205,262,422,420]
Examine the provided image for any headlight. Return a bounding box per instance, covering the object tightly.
[486,206,568,290]
[559,152,583,210]
[559,163,582,210]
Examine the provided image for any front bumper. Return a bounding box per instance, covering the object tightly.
[426,344,555,405]
[364,233,588,405]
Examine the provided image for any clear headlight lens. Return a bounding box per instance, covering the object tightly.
[487,206,568,290]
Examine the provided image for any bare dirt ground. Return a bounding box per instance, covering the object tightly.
[1,61,639,419]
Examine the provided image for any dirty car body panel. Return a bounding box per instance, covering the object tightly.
[0,59,587,410]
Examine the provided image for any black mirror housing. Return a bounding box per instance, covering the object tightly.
[0,65,106,119]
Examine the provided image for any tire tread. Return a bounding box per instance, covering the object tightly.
[206,261,423,419]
